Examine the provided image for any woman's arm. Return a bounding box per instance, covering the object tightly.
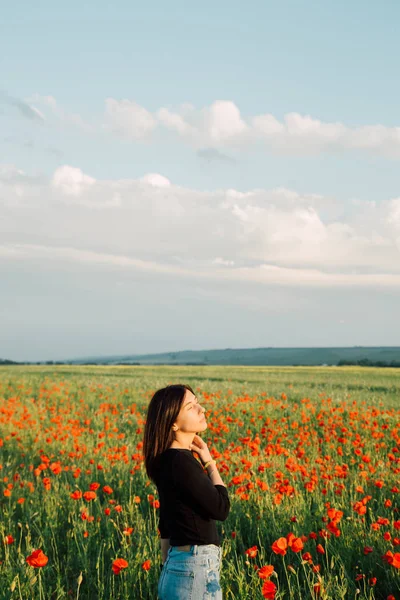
[160,538,170,564]
[173,452,230,521]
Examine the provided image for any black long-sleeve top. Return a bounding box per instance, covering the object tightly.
[153,448,230,546]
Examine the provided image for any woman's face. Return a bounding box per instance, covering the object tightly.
[173,389,207,434]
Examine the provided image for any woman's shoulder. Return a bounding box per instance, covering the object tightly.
[171,449,204,473]
[161,448,194,456]
[154,448,191,470]
[156,448,203,473]
[160,448,202,469]
[154,449,194,484]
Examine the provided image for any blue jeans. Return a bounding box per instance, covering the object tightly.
[158,544,222,600]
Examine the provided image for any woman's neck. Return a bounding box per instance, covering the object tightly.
[169,443,190,450]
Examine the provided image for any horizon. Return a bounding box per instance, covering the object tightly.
[2,1,400,361]
[3,344,400,364]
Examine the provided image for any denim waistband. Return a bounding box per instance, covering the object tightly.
[169,544,221,557]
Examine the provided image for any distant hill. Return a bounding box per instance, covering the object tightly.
[2,347,400,367]
[66,346,400,367]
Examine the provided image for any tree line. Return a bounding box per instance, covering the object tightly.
[338,359,400,368]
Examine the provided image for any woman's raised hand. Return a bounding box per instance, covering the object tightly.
[189,434,213,465]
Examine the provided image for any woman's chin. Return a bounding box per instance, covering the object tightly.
[196,423,207,433]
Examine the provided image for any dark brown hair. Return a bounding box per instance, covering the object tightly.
[143,383,195,483]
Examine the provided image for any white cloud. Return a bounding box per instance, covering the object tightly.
[1,242,400,288]
[387,198,400,229]
[156,107,197,137]
[18,93,400,158]
[251,113,284,136]
[0,164,28,182]
[105,98,157,139]
[204,101,248,143]
[284,113,345,140]
[26,93,94,132]
[213,257,235,266]
[232,204,251,222]
[1,163,400,288]
[0,90,46,122]
[28,105,46,121]
[155,101,248,146]
[100,98,400,157]
[140,173,171,187]
[52,165,96,197]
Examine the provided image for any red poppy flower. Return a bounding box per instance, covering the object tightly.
[112,558,128,575]
[389,553,400,569]
[262,580,277,599]
[287,534,304,553]
[245,545,258,558]
[83,491,96,502]
[258,565,274,579]
[272,537,287,556]
[26,549,48,568]
[142,559,151,571]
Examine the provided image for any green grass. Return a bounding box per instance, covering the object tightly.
[0,365,399,599]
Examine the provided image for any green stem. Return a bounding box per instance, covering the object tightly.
[76,577,82,600]
[300,559,315,599]
[17,575,23,600]
[282,555,293,598]
[324,539,329,570]
[38,569,44,600]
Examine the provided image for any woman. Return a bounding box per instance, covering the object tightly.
[144,384,230,600]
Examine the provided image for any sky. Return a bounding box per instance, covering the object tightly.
[1,0,400,361]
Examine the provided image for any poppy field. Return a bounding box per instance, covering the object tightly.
[0,364,399,600]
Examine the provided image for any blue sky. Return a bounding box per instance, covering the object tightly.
[1,1,400,360]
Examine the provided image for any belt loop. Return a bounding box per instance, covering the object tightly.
[192,544,197,555]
